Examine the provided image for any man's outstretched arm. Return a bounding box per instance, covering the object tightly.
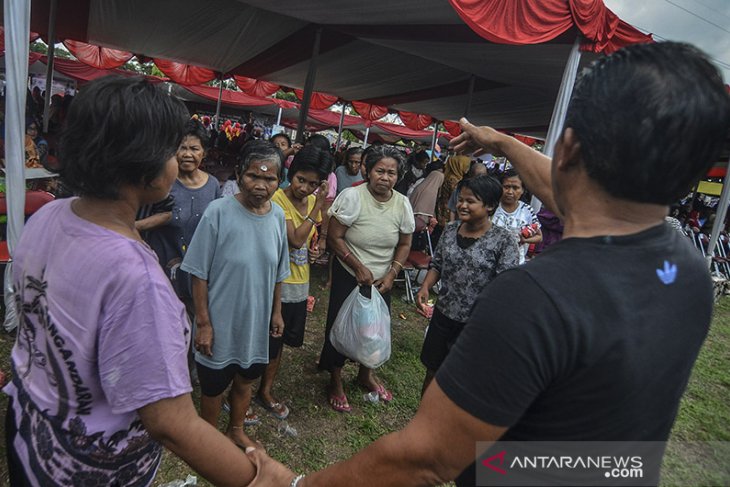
[247,380,507,486]
[451,118,559,216]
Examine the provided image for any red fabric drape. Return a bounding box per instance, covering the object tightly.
[153,59,216,85]
[28,52,44,64]
[234,76,280,97]
[399,111,434,131]
[294,89,339,110]
[0,28,40,54]
[374,121,438,140]
[351,101,388,126]
[63,40,133,69]
[184,85,282,108]
[447,0,651,54]
[36,56,167,84]
[443,120,462,137]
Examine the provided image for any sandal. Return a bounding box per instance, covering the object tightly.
[254,395,290,420]
[375,384,393,403]
[222,401,261,426]
[328,393,352,413]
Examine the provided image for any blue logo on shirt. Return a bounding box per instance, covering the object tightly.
[656,261,678,285]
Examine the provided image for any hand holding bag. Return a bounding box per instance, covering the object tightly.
[330,285,391,369]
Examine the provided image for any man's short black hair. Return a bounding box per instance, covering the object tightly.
[59,76,188,199]
[288,145,333,182]
[458,175,503,209]
[565,41,730,205]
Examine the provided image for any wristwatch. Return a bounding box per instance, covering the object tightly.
[290,474,305,487]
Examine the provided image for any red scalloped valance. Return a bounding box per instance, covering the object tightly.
[447,0,652,54]
[0,28,40,54]
[234,76,280,97]
[399,111,434,131]
[153,59,216,85]
[294,89,339,110]
[63,40,133,69]
[443,120,462,137]
[351,101,388,125]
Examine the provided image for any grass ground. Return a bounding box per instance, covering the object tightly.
[0,265,727,486]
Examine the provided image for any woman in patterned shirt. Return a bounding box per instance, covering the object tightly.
[416,175,519,395]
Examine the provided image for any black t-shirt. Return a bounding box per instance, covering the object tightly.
[437,223,712,485]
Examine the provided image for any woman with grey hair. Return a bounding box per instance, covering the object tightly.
[181,140,290,449]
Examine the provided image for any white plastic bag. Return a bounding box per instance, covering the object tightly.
[330,285,391,369]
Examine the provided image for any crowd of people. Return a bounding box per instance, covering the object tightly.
[2,40,730,487]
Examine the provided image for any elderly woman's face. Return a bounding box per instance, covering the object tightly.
[239,159,280,208]
[176,135,205,174]
[367,157,399,197]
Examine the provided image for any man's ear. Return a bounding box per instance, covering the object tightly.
[554,128,582,172]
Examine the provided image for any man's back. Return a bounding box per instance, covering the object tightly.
[437,223,712,483]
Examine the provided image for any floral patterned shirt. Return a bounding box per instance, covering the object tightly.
[430,221,519,322]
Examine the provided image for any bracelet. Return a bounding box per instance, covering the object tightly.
[342,251,352,261]
[305,216,317,225]
[388,266,399,277]
[391,260,404,271]
[290,474,305,487]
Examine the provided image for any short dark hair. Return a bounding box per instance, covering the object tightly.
[306,134,331,152]
[344,147,364,161]
[565,41,730,205]
[237,140,284,181]
[288,145,333,182]
[59,76,188,199]
[467,162,488,178]
[182,119,209,149]
[500,168,521,184]
[271,132,292,148]
[363,145,406,178]
[458,175,503,209]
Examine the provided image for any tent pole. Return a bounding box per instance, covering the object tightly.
[335,104,346,151]
[4,0,32,331]
[706,168,730,270]
[42,0,58,133]
[296,28,322,144]
[213,74,224,129]
[464,75,476,118]
[276,107,282,126]
[530,36,582,212]
[429,120,439,158]
[362,126,370,149]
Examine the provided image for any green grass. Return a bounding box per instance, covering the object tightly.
[0,267,727,486]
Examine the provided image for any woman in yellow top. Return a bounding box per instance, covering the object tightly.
[258,145,331,418]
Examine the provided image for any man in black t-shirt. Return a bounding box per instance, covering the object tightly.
[245,43,730,487]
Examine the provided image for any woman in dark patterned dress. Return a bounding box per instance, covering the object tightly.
[416,175,520,395]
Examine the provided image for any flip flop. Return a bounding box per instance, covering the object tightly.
[328,393,352,413]
[254,396,290,420]
[222,401,261,426]
[375,384,393,403]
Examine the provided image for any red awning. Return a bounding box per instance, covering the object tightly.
[448,0,652,54]
[63,40,133,69]
[153,59,216,85]
[234,76,281,97]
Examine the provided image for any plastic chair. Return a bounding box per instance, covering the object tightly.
[401,212,436,302]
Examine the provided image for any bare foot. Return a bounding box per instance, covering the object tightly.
[226,428,257,449]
